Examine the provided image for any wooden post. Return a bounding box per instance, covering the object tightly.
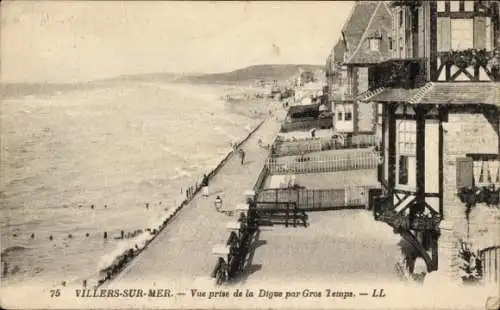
[414,106,426,221]
[344,186,348,206]
[387,105,396,197]
[430,232,439,271]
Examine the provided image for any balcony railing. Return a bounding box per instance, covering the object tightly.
[390,0,423,7]
[437,49,500,82]
[369,58,428,89]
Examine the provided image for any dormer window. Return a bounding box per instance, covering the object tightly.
[369,38,380,51]
[368,31,382,52]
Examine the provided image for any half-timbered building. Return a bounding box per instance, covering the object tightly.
[361,0,500,279]
[326,1,393,140]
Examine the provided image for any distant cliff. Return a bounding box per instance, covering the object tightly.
[1,65,324,99]
[178,64,324,85]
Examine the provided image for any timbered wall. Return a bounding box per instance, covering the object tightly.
[381,105,443,216]
[392,0,498,82]
[391,3,432,59]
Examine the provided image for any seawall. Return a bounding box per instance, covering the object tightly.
[59,119,266,290]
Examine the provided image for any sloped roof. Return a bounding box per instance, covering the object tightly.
[360,83,500,107]
[341,1,379,55]
[333,39,346,63]
[345,2,393,64]
[414,83,500,106]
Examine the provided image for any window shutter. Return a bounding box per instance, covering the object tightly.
[437,17,451,51]
[474,16,487,49]
[456,157,474,189]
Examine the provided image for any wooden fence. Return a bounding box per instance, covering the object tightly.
[256,186,372,210]
[272,135,377,157]
[272,139,325,157]
[266,151,379,175]
[348,134,377,148]
[479,245,500,284]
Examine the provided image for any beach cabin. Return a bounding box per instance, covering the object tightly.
[329,1,393,142]
[362,0,500,281]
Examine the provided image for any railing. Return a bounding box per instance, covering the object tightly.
[437,50,500,82]
[267,151,379,175]
[256,186,372,210]
[372,193,441,232]
[280,117,333,133]
[368,58,427,89]
[272,139,325,157]
[253,165,269,192]
[479,246,500,283]
[272,135,376,157]
[211,214,258,285]
[389,0,423,7]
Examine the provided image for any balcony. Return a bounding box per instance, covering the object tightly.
[436,49,500,82]
[389,0,423,7]
[369,58,428,89]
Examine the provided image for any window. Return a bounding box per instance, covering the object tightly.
[369,38,380,51]
[437,1,446,12]
[397,120,416,186]
[388,36,393,50]
[399,10,403,27]
[398,121,416,155]
[399,156,409,185]
[464,1,474,11]
[345,112,352,121]
[338,112,343,121]
[451,19,473,50]
[450,0,460,12]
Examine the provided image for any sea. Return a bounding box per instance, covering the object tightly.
[0,81,270,287]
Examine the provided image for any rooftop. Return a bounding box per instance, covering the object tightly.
[360,82,500,107]
[344,2,392,65]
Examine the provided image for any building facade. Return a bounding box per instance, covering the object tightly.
[326,1,393,138]
[363,0,500,281]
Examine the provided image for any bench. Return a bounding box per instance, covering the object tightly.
[253,202,308,227]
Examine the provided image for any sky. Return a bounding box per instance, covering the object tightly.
[1,1,354,83]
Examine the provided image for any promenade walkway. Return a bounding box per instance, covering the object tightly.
[110,115,282,287]
[242,210,402,285]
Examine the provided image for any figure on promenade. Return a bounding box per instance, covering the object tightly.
[238,148,246,165]
[214,195,223,211]
[201,174,209,198]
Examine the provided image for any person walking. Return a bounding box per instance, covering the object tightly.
[238,148,246,165]
[201,174,209,198]
[214,195,223,211]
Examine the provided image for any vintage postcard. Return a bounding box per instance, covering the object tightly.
[1,0,499,309]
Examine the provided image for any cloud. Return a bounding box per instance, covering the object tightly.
[1,1,353,83]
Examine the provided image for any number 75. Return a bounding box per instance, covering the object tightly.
[49,289,61,298]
